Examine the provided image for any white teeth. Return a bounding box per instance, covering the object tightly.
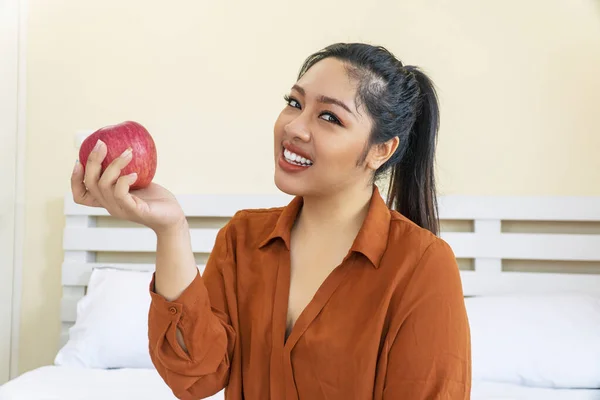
[283,148,313,166]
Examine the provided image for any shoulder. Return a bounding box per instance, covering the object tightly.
[384,213,466,326]
[228,206,284,231]
[217,205,285,246]
[386,210,461,293]
[387,210,456,264]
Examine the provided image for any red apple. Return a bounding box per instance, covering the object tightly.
[79,121,157,190]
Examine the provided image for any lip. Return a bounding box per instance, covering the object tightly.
[282,142,313,162]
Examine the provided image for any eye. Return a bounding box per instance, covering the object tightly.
[284,95,301,109]
[320,112,342,126]
[283,95,343,126]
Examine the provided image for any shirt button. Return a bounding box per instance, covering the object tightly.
[169,306,178,315]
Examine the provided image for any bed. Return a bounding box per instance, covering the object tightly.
[1,192,600,400]
[2,367,599,400]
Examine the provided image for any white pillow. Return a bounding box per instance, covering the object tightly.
[55,268,155,369]
[466,294,600,389]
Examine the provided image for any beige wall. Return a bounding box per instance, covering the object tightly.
[19,0,600,373]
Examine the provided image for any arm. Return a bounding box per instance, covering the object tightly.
[154,221,201,353]
[383,239,471,399]
[148,220,237,400]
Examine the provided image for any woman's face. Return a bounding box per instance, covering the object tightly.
[273,58,381,198]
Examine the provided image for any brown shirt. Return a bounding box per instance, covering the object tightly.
[148,187,471,400]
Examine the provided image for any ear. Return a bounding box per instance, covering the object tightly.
[366,137,399,170]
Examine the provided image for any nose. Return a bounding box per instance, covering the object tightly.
[284,115,311,143]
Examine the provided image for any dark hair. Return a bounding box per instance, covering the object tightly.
[297,43,440,236]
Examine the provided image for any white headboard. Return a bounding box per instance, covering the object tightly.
[60,192,600,347]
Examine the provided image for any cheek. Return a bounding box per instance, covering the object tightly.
[318,137,365,170]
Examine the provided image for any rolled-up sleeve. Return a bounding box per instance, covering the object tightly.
[382,239,472,399]
[148,224,236,400]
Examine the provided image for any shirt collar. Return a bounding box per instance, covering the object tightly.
[258,195,303,251]
[349,185,391,268]
[258,186,391,269]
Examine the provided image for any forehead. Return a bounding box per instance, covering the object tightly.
[296,58,358,104]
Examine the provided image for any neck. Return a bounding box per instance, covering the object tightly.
[296,184,375,235]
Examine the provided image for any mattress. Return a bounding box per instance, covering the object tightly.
[1,366,599,400]
[0,366,224,400]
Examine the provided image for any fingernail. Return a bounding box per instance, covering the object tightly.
[94,139,104,151]
[72,159,79,174]
[129,172,138,182]
[120,147,133,159]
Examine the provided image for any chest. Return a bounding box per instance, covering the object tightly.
[235,243,395,400]
[285,238,351,336]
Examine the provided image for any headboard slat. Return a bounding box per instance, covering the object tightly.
[443,232,600,261]
[62,262,207,287]
[65,194,600,221]
[64,194,293,217]
[63,227,220,253]
[64,227,600,261]
[438,196,600,221]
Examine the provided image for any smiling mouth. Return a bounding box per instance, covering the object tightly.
[282,147,313,166]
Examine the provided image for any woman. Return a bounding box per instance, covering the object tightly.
[71,43,471,399]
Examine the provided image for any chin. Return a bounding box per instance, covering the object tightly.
[274,171,305,197]
[274,172,332,200]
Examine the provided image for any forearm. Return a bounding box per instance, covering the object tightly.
[153,221,198,353]
[148,220,236,397]
[154,219,198,302]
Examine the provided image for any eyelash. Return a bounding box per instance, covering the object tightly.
[283,95,343,126]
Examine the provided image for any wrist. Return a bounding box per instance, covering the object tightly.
[153,217,189,239]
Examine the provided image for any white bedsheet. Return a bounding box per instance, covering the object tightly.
[472,380,600,400]
[1,366,599,400]
[0,366,224,400]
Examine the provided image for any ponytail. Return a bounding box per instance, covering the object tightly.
[386,67,440,236]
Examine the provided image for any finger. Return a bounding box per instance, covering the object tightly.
[114,172,140,216]
[71,160,102,207]
[98,147,133,207]
[84,139,108,204]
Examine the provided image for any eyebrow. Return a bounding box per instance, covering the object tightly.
[292,84,354,116]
